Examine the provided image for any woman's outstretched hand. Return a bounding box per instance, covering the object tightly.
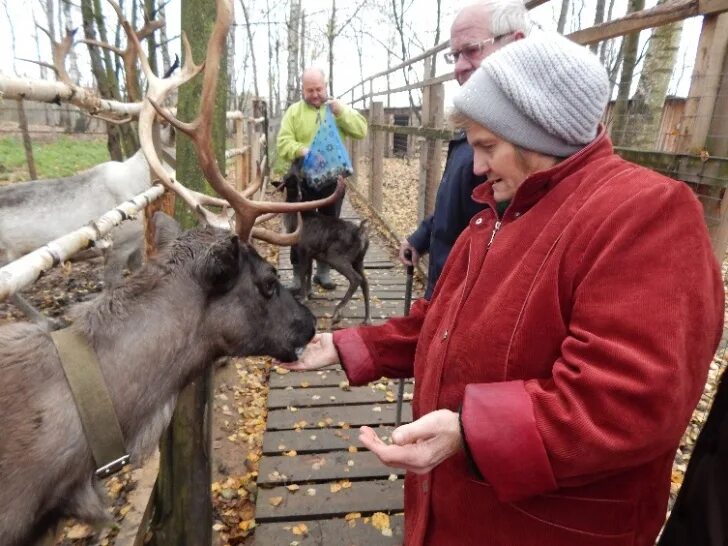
[359,409,463,474]
[277,333,339,371]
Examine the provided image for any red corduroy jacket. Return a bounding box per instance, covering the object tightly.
[333,130,724,546]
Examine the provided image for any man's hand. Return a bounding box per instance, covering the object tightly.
[398,240,420,267]
[359,409,463,474]
[326,99,344,115]
[298,146,310,158]
[277,333,339,371]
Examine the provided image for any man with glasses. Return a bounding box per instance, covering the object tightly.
[398,0,530,299]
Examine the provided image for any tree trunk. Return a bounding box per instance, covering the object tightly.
[239,0,259,98]
[609,0,645,147]
[157,0,172,74]
[16,99,37,180]
[145,0,159,76]
[622,0,683,149]
[275,37,281,115]
[591,0,606,54]
[91,0,139,156]
[80,0,124,160]
[557,0,570,34]
[150,0,227,543]
[328,0,336,96]
[286,0,301,107]
[63,0,82,85]
[300,10,306,78]
[266,0,273,114]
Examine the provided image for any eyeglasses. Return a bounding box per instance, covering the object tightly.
[444,36,506,64]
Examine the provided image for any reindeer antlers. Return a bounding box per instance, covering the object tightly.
[141,0,344,243]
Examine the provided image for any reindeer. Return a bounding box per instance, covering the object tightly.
[280,162,371,325]
[0,8,175,330]
[0,1,342,543]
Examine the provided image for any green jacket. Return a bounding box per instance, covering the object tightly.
[273,100,368,176]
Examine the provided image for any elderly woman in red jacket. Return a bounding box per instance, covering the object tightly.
[281,32,724,546]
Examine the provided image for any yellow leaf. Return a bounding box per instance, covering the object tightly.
[348,445,358,453]
[345,512,361,521]
[285,450,298,457]
[286,484,300,492]
[238,519,256,531]
[330,483,342,493]
[292,523,309,536]
[269,496,284,507]
[371,512,391,531]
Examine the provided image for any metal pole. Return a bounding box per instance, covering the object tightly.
[395,249,414,427]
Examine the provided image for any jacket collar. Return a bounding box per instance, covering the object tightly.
[472,126,614,214]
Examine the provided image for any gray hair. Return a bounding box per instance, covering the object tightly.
[469,0,533,37]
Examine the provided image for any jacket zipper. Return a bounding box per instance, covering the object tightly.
[488,220,502,248]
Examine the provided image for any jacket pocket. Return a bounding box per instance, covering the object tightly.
[469,478,636,539]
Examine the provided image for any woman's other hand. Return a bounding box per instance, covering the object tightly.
[359,409,463,474]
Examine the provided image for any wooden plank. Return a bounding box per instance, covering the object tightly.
[268,384,413,409]
[262,426,398,455]
[255,479,404,521]
[270,368,347,388]
[258,451,404,485]
[370,102,385,212]
[267,403,412,431]
[254,514,405,545]
[567,0,728,46]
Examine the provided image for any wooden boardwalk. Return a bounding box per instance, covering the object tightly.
[253,198,421,545]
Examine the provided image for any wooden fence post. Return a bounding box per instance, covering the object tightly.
[234,117,245,190]
[676,13,728,260]
[16,99,37,180]
[369,101,384,212]
[417,58,432,223]
[424,83,445,217]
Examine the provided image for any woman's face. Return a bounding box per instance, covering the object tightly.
[467,124,557,202]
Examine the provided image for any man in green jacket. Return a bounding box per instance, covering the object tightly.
[275,67,368,291]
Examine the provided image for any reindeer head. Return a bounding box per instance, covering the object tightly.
[149,212,315,362]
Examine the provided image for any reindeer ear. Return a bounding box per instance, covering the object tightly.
[200,235,241,295]
[152,211,182,251]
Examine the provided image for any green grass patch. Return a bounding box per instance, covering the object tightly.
[0,135,109,184]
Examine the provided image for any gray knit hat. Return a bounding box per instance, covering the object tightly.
[452,32,609,157]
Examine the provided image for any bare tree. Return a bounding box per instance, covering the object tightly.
[391,0,421,123]
[621,0,683,149]
[556,0,569,34]
[285,0,301,107]
[156,0,172,73]
[325,0,367,96]
[300,9,306,79]
[239,0,259,98]
[609,0,645,147]
[62,0,82,84]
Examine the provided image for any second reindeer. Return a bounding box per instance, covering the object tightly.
[281,164,371,326]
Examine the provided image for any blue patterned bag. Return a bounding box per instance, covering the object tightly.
[301,106,354,191]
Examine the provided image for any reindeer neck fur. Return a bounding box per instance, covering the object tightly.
[72,260,217,460]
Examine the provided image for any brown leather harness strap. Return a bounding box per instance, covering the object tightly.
[51,328,130,478]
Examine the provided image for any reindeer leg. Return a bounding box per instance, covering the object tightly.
[300,254,313,301]
[330,263,361,325]
[356,260,370,325]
